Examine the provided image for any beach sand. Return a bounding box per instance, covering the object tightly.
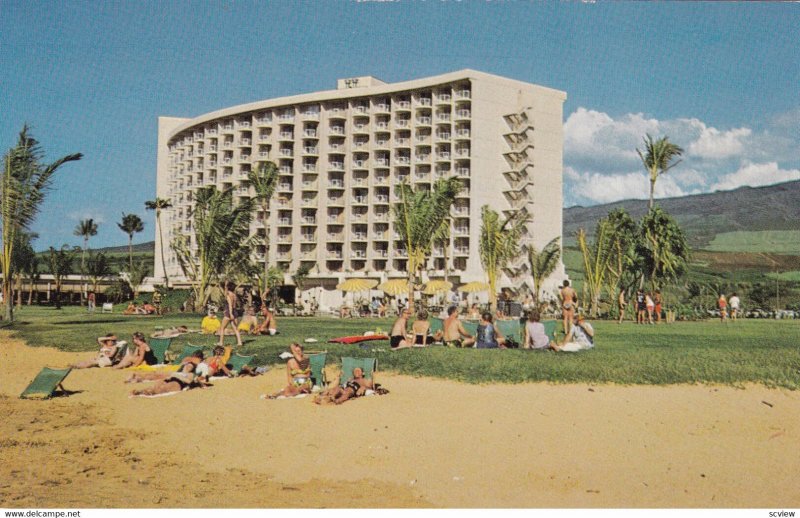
[1,331,798,508]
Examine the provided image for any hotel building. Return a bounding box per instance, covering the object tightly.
[156,70,567,304]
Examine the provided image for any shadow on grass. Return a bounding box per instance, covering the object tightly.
[52,318,130,325]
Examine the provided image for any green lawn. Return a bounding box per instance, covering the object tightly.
[705,230,800,254]
[4,306,800,389]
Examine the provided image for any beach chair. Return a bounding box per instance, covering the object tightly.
[339,357,377,386]
[148,337,173,365]
[225,353,254,375]
[462,321,479,337]
[171,343,204,364]
[101,302,113,313]
[20,367,72,399]
[307,352,328,389]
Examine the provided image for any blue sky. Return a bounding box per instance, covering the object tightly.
[2,1,798,250]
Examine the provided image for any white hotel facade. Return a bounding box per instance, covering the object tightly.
[156,70,566,305]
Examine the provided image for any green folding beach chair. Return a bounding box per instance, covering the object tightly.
[308,352,328,389]
[462,321,479,337]
[171,343,205,364]
[20,367,72,400]
[148,337,172,365]
[225,353,254,375]
[340,357,377,386]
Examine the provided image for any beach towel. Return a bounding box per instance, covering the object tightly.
[328,335,389,344]
[20,367,72,399]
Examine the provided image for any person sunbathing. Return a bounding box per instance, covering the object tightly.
[123,302,138,315]
[201,311,221,334]
[129,357,209,397]
[314,367,374,405]
[267,343,312,399]
[126,350,205,383]
[253,305,278,335]
[238,306,260,334]
[200,345,234,379]
[409,310,442,346]
[113,332,159,369]
[72,333,125,369]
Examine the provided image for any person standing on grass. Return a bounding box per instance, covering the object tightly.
[636,290,646,324]
[729,292,740,321]
[718,294,728,323]
[560,280,577,334]
[645,292,655,324]
[654,290,663,323]
[218,281,243,347]
[617,289,627,324]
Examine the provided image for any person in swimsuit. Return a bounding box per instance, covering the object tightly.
[729,292,740,321]
[268,343,313,398]
[560,280,577,334]
[718,294,728,323]
[476,312,506,349]
[254,304,278,335]
[72,333,124,369]
[410,309,440,346]
[201,345,234,379]
[645,292,655,324]
[654,290,663,323]
[114,332,158,369]
[389,309,412,349]
[635,290,646,324]
[126,350,205,383]
[129,356,209,397]
[442,305,475,348]
[314,367,374,405]
[618,289,627,324]
[218,281,243,347]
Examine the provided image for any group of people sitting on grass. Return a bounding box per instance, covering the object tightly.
[388,305,594,352]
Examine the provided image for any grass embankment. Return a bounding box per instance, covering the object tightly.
[5,306,800,389]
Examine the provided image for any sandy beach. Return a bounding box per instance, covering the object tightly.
[1,331,798,508]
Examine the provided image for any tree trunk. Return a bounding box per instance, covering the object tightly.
[649,179,655,209]
[157,212,169,288]
[27,280,34,305]
[128,236,133,272]
[80,241,87,306]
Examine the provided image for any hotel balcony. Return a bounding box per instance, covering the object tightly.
[302,163,317,173]
[278,217,292,226]
[457,166,471,177]
[396,101,411,110]
[279,149,294,157]
[301,233,316,243]
[304,129,318,138]
[327,233,344,242]
[328,179,344,188]
[330,126,345,135]
[375,103,390,113]
[416,117,431,125]
[456,109,472,119]
[303,147,319,155]
[301,216,317,225]
[395,119,410,128]
[329,161,345,171]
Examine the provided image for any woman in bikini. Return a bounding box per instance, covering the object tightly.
[126,350,205,383]
[129,356,208,397]
[268,343,313,398]
[410,309,437,347]
[113,332,158,369]
[314,367,374,405]
[218,281,243,348]
[560,280,577,334]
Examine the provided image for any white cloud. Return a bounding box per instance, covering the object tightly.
[563,106,800,206]
[710,162,800,191]
[688,125,752,159]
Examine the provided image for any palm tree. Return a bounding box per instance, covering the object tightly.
[145,197,172,288]
[23,254,40,306]
[47,245,76,309]
[526,236,561,308]
[478,205,529,313]
[1,126,82,320]
[433,216,452,285]
[393,177,462,309]
[247,161,279,300]
[638,206,690,290]
[171,186,255,309]
[74,218,98,305]
[117,213,144,272]
[86,251,112,295]
[637,134,684,209]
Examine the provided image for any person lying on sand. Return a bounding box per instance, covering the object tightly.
[314,367,374,405]
[130,359,209,397]
[267,343,312,399]
[113,332,158,369]
[125,350,204,383]
[197,345,234,380]
[72,333,126,369]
